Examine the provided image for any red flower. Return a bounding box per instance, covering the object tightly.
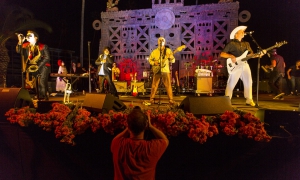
[5,104,272,145]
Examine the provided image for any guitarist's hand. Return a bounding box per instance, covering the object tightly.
[166,52,174,60]
[260,50,267,57]
[230,56,236,63]
[252,50,267,58]
[154,61,159,66]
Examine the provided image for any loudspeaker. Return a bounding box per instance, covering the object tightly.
[113,81,128,92]
[179,96,233,116]
[37,101,62,113]
[255,109,300,137]
[0,88,32,121]
[259,80,271,93]
[82,93,126,113]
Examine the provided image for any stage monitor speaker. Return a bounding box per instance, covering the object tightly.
[82,93,126,113]
[0,88,32,121]
[37,101,62,114]
[255,109,300,137]
[179,96,233,116]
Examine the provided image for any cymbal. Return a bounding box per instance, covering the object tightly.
[216,65,223,69]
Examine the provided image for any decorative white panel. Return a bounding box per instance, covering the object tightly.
[100,1,239,80]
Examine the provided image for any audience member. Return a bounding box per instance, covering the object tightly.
[286,60,300,96]
[111,106,169,180]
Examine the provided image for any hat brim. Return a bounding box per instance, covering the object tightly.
[230,26,247,39]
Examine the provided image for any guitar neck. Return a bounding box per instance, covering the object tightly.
[253,43,286,58]
[264,45,278,54]
[160,46,185,64]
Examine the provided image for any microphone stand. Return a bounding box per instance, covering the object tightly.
[88,41,91,93]
[70,61,74,92]
[21,45,25,89]
[19,35,26,89]
[248,33,264,108]
[157,40,163,105]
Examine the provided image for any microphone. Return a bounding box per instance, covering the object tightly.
[245,31,254,35]
[159,39,165,46]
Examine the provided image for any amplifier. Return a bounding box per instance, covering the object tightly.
[113,81,128,92]
[196,77,213,93]
[259,80,271,93]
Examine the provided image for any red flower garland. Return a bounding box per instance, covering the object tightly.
[4,104,272,145]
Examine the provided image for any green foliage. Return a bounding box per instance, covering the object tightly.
[0,4,52,46]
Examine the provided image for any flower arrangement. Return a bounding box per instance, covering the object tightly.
[5,103,271,146]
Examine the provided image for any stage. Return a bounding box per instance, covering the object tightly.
[46,90,300,115]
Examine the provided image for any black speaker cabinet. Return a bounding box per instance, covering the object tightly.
[0,88,32,121]
[83,93,126,113]
[37,101,63,114]
[179,96,233,116]
[255,109,300,137]
[259,80,271,93]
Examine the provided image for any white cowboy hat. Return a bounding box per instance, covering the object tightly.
[230,26,247,39]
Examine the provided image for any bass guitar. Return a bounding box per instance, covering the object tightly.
[226,41,287,74]
[152,45,186,74]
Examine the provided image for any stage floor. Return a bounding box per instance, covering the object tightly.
[46,91,300,116]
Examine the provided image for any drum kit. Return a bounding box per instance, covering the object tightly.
[141,58,227,93]
[180,58,226,92]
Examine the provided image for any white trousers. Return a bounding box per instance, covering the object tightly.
[225,62,253,102]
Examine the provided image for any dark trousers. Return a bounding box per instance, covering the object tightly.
[268,72,284,95]
[98,75,118,97]
[34,66,50,99]
[288,76,300,94]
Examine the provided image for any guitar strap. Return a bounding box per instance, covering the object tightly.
[160,47,167,61]
[158,48,167,70]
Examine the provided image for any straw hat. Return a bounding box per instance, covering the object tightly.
[230,26,247,39]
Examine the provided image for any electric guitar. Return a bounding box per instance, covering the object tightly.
[261,65,271,73]
[152,45,186,74]
[132,72,138,96]
[226,41,288,74]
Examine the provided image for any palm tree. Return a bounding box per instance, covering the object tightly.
[0,3,52,87]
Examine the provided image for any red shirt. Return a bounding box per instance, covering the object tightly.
[111,137,168,180]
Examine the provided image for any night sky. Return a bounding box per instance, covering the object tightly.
[6,0,300,68]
